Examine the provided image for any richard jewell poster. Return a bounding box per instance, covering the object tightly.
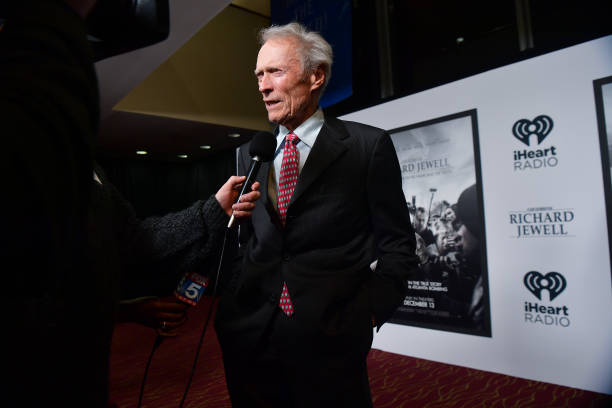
[388,110,491,336]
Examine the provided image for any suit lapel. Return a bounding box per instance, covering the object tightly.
[258,160,272,209]
[290,118,348,205]
[263,161,285,229]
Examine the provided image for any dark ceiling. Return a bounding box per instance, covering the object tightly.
[97,111,262,163]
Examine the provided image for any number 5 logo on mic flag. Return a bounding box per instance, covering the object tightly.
[174,272,209,306]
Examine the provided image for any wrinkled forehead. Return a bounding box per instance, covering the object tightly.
[256,38,304,71]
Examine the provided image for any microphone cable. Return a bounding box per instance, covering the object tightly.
[137,334,164,408]
[178,227,230,408]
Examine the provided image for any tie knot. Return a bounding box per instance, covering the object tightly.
[286,132,299,145]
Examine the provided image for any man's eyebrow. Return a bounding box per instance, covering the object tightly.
[254,67,281,76]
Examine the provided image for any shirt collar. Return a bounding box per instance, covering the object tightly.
[276,108,324,150]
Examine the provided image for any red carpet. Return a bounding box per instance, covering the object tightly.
[110,298,611,407]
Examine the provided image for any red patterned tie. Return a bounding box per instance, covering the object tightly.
[277,132,299,316]
[279,281,294,317]
[277,132,299,226]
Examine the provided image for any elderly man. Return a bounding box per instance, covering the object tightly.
[215,22,418,407]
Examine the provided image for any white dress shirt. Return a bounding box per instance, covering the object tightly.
[272,108,325,189]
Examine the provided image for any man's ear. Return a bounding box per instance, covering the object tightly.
[310,66,325,92]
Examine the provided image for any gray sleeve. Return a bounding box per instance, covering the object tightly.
[121,195,228,271]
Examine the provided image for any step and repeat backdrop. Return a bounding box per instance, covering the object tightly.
[342,35,612,394]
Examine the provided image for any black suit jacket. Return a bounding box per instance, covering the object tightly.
[215,116,418,360]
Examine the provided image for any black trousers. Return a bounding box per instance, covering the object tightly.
[221,309,373,408]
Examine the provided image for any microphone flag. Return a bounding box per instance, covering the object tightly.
[174,272,209,306]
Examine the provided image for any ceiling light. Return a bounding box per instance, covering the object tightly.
[200,145,212,150]
[178,154,188,159]
[136,150,148,155]
[228,133,241,138]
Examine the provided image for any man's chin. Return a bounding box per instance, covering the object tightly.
[267,114,283,125]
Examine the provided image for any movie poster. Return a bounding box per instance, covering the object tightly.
[594,75,612,267]
[388,110,491,336]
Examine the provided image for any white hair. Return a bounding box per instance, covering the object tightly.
[259,22,333,95]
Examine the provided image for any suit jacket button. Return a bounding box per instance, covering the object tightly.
[282,253,291,261]
[269,294,277,303]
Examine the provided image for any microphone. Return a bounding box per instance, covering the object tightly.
[227,131,276,228]
[174,131,275,305]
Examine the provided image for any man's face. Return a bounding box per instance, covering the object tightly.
[414,211,426,232]
[457,224,478,256]
[255,38,320,130]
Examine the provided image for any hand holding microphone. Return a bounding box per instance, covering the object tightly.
[215,176,261,220]
[226,131,276,228]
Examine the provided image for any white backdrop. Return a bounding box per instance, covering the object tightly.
[342,35,612,394]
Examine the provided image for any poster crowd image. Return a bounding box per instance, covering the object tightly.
[388,110,491,336]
